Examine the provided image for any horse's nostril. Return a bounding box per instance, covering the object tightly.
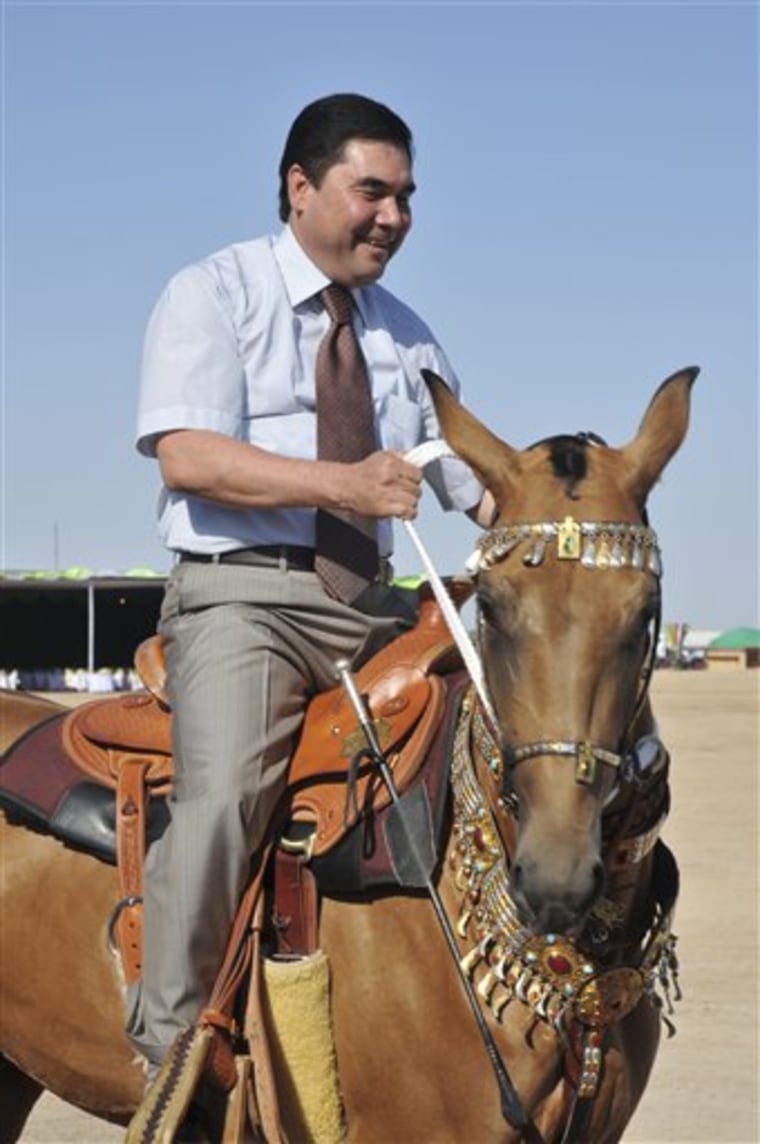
[592,859,606,898]
[511,861,524,889]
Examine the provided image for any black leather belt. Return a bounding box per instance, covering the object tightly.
[178,546,395,586]
[178,545,316,571]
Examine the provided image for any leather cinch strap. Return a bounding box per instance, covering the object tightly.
[113,754,151,984]
[196,841,285,1140]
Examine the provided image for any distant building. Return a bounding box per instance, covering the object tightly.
[705,627,760,670]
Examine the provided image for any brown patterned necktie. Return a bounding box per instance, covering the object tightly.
[314,283,380,603]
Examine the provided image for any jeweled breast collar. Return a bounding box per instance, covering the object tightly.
[450,690,680,1099]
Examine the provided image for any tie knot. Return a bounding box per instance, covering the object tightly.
[321,283,354,327]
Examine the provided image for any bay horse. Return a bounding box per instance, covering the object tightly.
[0,366,696,1142]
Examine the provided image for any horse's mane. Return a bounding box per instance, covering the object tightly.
[527,431,650,523]
[527,432,607,500]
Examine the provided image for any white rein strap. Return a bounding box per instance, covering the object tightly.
[403,441,497,725]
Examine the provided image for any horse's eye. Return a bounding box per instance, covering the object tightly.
[623,599,658,652]
[639,591,661,630]
[476,586,498,628]
[477,580,516,630]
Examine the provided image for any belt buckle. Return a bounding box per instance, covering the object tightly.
[377,558,394,587]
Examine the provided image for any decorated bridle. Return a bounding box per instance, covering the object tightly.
[402,434,679,1133]
[467,514,663,793]
[451,510,676,1124]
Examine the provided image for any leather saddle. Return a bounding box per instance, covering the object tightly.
[61,580,471,845]
[45,580,472,980]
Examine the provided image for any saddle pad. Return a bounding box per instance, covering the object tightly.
[0,714,168,863]
[0,713,75,821]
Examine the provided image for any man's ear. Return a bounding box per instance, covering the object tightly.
[286,164,312,217]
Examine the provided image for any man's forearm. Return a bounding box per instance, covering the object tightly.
[157,429,348,509]
[156,428,422,520]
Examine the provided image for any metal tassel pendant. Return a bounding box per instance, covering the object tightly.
[494,532,521,561]
[581,536,597,568]
[460,946,483,977]
[631,538,644,570]
[523,537,547,566]
[596,536,612,568]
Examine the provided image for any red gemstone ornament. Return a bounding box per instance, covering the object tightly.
[547,953,573,975]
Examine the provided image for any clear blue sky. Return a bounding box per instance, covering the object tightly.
[2,1,757,631]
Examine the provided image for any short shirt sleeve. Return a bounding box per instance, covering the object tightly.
[412,343,484,515]
[136,263,245,457]
[423,427,484,514]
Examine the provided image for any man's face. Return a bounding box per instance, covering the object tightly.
[287,138,414,287]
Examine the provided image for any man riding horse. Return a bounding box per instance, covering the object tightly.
[0,363,697,1142]
[129,90,494,1119]
[0,87,697,1144]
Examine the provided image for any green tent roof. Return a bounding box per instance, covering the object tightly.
[708,627,760,650]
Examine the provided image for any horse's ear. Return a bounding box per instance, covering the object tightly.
[621,366,699,502]
[421,369,520,496]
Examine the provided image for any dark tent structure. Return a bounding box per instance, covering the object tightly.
[0,570,166,673]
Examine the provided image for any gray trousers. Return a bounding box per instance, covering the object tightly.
[127,560,403,1066]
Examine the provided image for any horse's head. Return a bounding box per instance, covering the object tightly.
[424,366,698,934]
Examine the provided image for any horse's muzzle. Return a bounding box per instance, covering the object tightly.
[510,854,606,934]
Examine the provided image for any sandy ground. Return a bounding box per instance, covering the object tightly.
[13,670,760,1143]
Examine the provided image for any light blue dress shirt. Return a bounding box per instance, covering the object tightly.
[137,226,482,555]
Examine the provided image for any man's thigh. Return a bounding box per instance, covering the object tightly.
[162,601,310,833]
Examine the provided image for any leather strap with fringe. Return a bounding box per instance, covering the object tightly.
[125,1025,214,1144]
[126,843,279,1141]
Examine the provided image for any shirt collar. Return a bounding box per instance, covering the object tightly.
[274,226,370,325]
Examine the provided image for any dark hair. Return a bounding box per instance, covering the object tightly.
[278,93,414,222]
